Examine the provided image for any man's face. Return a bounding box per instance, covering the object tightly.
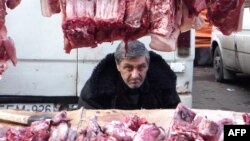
[116,56,149,89]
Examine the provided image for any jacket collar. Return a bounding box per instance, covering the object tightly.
[89,51,176,96]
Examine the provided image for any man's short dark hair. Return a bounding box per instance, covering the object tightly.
[114,40,150,64]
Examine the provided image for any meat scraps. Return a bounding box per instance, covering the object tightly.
[1,105,250,141]
[167,103,239,141]
[76,115,167,141]
[4,111,77,141]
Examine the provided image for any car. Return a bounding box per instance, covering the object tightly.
[210,6,250,82]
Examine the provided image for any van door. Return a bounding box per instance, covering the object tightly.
[0,0,78,110]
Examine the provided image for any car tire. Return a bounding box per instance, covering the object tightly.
[213,47,235,82]
[213,47,225,82]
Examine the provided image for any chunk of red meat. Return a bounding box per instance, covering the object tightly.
[40,0,60,17]
[103,121,136,141]
[168,103,223,141]
[242,113,250,125]
[133,123,166,141]
[124,115,148,131]
[195,115,220,141]
[206,0,245,35]
[123,0,149,40]
[6,120,50,141]
[61,0,178,53]
[173,103,196,124]
[182,0,206,16]
[6,0,21,9]
[95,0,126,43]
[76,116,104,140]
[0,0,6,29]
[149,0,176,37]
[61,0,97,53]
[0,26,17,66]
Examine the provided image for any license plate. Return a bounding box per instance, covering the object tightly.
[0,103,54,112]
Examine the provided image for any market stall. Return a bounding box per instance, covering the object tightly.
[0,0,249,140]
[0,103,247,140]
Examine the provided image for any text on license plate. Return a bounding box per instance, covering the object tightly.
[0,103,54,112]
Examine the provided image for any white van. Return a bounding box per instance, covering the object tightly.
[0,1,194,112]
[211,6,250,82]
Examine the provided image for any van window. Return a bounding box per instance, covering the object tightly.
[242,8,250,30]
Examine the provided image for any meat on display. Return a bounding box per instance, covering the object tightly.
[0,103,249,141]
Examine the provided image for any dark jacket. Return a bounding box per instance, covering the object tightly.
[78,51,181,109]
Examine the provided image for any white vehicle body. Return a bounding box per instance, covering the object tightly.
[0,1,194,111]
[211,7,250,82]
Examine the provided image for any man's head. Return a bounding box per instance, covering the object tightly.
[114,40,150,89]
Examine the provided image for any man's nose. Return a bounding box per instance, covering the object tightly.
[131,69,140,78]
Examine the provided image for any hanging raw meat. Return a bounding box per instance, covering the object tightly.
[40,0,247,53]
[0,0,21,67]
[60,0,151,53]
[206,0,245,35]
[6,0,21,9]
[40,0,61,17]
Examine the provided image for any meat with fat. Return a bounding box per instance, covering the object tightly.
[168,103,225,141]
[133,123,166,141]
[60,0,178,53]
[41,0,246,53]
[5,111,77,141]
[40,0,61,17]
[206,0,245,35]
[0,0,18,67]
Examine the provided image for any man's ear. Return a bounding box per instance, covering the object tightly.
[116,64,121,72]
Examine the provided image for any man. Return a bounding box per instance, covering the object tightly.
[78,40,180,109]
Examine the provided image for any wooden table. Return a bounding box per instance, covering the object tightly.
[0,108,245,132]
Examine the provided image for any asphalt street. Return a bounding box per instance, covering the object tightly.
[192,66,250,113]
